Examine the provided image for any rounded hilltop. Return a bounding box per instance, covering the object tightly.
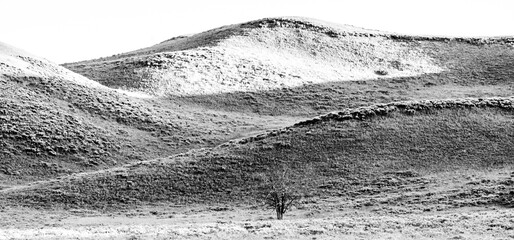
[64,17,449,96]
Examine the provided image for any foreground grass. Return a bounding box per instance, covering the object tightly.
[3,210,514,240]
[2,166,513,239]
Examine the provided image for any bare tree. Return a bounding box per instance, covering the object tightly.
[258,165,311,220]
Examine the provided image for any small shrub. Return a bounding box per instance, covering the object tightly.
[375,70,388,76]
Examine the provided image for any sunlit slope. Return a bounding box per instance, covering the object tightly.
[64,17,514,117]
[0,41,104,88]
[173,40,514,116]
[64,17,445,96]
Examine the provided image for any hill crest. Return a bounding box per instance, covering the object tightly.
[63,17,450,96]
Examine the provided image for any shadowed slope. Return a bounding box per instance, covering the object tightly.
[2,17,514,210]
[4,97,512,209]
[0,42,191,182]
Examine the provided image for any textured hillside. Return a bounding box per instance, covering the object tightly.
[2,17,514,207]
[174,40,514,116]
[4,97,513,209]
[64,17,514,117]
[0,42,295,184]
[64,17,445,96]
[0,42,125,181]
[0,42,103,89]
[1,17,514,240]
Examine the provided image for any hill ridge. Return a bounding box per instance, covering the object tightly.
[65,17,514,65]
[64,17,454,96]
[3,96,512,191]
[235,96,514,144]
[3,96,513,209]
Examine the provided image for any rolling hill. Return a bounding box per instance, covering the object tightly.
[64,17,445,96]
[0,40,297,185]
[63,17,514,117]
[1,16,513,239]
[3,97,513,209]
[0,16,513,208]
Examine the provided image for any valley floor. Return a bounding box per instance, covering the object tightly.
[1,168,513,240]
[1,206,512,239]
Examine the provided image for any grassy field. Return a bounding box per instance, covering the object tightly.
[64,18,514,119]
[63,17,444,96]
[1,203,513,239]
[5,17,513,184]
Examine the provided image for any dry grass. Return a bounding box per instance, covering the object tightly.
[3,98,512,210]
[63,18,514,120]
[0,42,302,185]
[1,169,513,239]
[2,210,514,239]
[64,17,444,96]
[1,17,514,240]
[170,40,514,116]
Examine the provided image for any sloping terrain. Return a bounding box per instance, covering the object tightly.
[0,42,102,89]
[0,41,298,184]
[0,43,129,182]
[9,17,514,184]
[4,97,512,209]
[174,40,514,116]
[64,17,514,117]
[1,17,514,239]
[64,17,445,96]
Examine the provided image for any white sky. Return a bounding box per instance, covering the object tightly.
[1,0,513,63]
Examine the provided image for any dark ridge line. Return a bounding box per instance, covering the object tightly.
[242,18,514,45]
[235,97,514,145]
[158,35,190,44]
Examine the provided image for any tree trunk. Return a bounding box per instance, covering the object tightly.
[276,208,283,220]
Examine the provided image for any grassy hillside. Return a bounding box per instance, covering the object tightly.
[4,97,513,209]
[63,17,514,117]
[2,17,513,211]
[0,42,298,184]
[1,17,513,240]
[170,39,514,116]
[63,17,445,96]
